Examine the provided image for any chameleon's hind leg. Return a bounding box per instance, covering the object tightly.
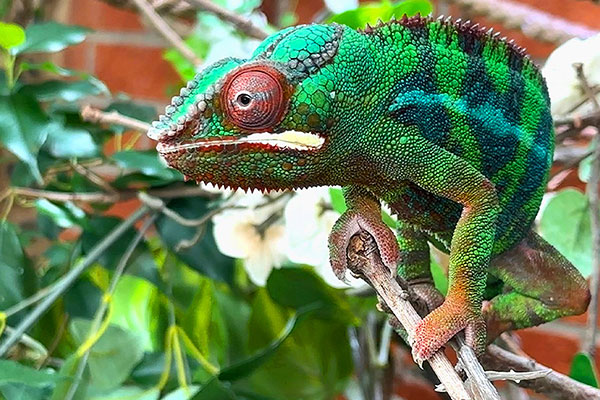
[484,230,590,342]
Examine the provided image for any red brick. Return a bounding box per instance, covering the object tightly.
[519,0,600,30]
[62,42,92,72]
[94,44,180,101]
[70,0,144,32]
[517,328,587,374]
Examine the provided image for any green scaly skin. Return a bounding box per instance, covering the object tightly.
[147,16,590,363]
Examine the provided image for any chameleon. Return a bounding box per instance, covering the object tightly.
[147,15,590,364]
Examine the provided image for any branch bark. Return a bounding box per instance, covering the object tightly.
[346,231,497,400]
[81,104,152,133]
[130,0,201,65]
[482,345,600,400]
[0,206,150,357]
[575,62,600,358]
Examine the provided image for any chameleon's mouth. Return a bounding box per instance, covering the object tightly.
[156,130,326,154]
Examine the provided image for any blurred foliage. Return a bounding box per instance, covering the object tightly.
[0,0,598,399]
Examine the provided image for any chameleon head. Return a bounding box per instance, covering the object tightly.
[146,25,356,191]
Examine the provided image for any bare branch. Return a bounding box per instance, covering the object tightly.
[346,231,491,400]
[81,104,152,133]
[12,185,214,204]
[575,62,600,358]
[130,0,201,65]
[446,0,599,44]
[184,0,268,40]
[482,345,600,400]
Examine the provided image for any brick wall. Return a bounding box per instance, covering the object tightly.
[56,0,600,394]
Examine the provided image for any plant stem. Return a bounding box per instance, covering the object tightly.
[575,63,600,357]
[64,214,155,400]
[0,206,150,357]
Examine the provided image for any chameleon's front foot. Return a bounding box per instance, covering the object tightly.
[411,297,486,366]
[328,198,399,281]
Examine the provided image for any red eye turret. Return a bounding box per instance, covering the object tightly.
[221,65,290,132]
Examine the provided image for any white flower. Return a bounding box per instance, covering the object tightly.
[543,33,600,116]
[212,192,288,286]
[284,187,366,289]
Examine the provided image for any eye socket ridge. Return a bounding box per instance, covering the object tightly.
[221,65,292,132]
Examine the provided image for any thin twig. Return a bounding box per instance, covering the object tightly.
[576,62,600,358]
[11,185,215,204]
[64,214,156,400]
[70,162,118,194]
[2,326,48,358]
[346,231,476,400]
[447,0,599,44]
[0,206,150,357]
[131,0,200,65]
[184,0,268,39]
[451,337,500,399]
[482,345,600,400]
[81,104,152,133]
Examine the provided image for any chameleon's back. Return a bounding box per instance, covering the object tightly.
[357,16,553,253]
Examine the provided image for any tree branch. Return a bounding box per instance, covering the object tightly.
[12,185,215,204]
[576,62,600,358]
[346,231,495,400]
[482,345,600,400]
[184,0,268,40]
[0,206,150,357]
[130,0,201,65]
[81,104,152,133]
[445,0,599,44]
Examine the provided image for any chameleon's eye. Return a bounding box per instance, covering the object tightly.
[222,66,289,131]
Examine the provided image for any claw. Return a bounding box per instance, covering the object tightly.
[412,347,425,369]
[411,297,485,361]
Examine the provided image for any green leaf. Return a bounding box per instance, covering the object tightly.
[431,257,448,296]
[26,80,107,102]
[164,37,209,81]
[34,199,85,228]
[80,216,162,287]
[70,319,145,391]
[44,123,99,159]
[112,150,182,181]
[89,386,160,400]
[110,275,159,352]
[218,303,315,381]
[0,22,26,50]
[20,62,109,97]
[539,189,594,277]
[328,0,433,29]
[64,278,102,320]
[0,92,52,183]
[155,197,235,283]
[164,386,201,400]
[183,278,229,368]
[12,22,89,55]
[192,378,237,400]
[579,153,592,183]
[245,289,353,398]
[0,360,60,387]
[50,353,90,400]
[0,383,51,400]
[0,222,31,310]
[329,187,347,213]
[570,352,599,387]
[266,267,359,325]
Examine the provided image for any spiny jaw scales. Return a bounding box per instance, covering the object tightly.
[156,130,325,153]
